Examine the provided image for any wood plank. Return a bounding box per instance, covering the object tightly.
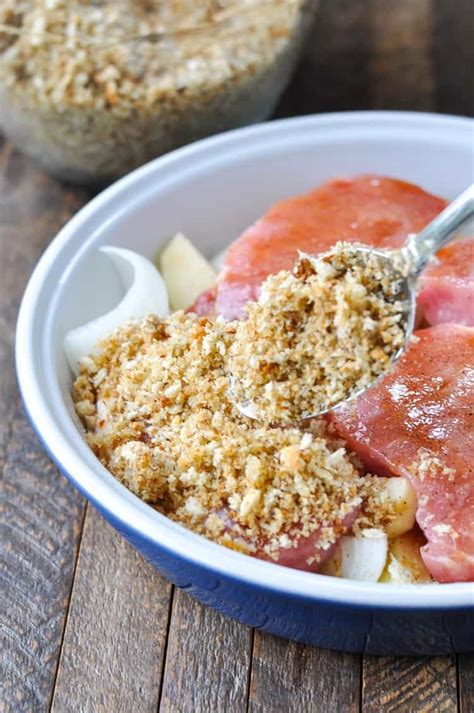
[248,631,361,713]
[368,0,436,110]
[0,138,88,472]
[359,4,459,713]
[361,0,459,707]
[0,141,89,711]
[275,0,371,116]
[254,7,370,710]
[159,589,253,712]
[362,656,457,713]
[0,140,18,475]
[432,0,474,116]
[255,4,441,711]
[0,402,85,712]
[260,2,462,711]
[50,506,172,713]
[458,654,474,713]
[2,1,471,711]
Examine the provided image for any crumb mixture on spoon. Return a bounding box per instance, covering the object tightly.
[73,311,396,564]
[229,242,408,424]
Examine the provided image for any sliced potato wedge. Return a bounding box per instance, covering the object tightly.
[383,476,418,539]
[159,233,216,311]
[380,530,433,584]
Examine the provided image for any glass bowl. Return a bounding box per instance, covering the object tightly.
[0,0,317,184]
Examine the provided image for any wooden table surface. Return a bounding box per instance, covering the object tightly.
[1,2,473,711]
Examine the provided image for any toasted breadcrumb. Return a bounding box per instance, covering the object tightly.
[408,448,456,482]
[73,311,398,564]
[0,0,310,180]
[229,242,408,423]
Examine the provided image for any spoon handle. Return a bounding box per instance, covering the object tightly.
[404,183,474,274]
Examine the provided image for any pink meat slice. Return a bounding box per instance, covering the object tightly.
[259,509,360,573]
[219,507,359,573]
[200,175,447,320]
[331,325,474,583]
[418,238,474,326]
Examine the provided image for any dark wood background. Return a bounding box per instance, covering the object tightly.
[1,1,473,711]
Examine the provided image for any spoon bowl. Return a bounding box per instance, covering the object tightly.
[230,184,474,423]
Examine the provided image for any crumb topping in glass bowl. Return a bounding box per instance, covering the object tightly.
[0,0,313,181]
[1,0,304,107]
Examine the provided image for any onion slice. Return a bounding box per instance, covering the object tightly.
[64,246,169,375]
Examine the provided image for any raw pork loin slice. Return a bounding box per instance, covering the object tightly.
[220,508,360,573]
[197,175,447,319]
[331,325,474,583]
[418,238,474,326]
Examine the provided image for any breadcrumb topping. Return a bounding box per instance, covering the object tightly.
[0,1,310,179]
[229,242,409,423]
[0,1,304,108]
[408,448,456,483]
[73,311,397,564]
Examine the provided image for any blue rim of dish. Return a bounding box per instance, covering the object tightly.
[15,111,474,611]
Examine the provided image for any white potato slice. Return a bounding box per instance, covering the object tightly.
[382,476,418,539]
[379,530,433,584]
[322,529,388,582]
[64,246,169,375]
[159,233,217,311]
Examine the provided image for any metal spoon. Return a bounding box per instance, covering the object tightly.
[230,183,474,421]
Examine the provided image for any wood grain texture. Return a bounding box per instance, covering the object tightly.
[276,0,371,116]
[159,589,253,712]
[432,0,474,116]
[50,506,172,713]
[264,4,372,709]
[0,403,85,713]
[362,656,457,713]
[0,143,89,712]
[368,0,436,110]
[248,632,360,713]
[357,3,459,710]
[1,1,472,711]
[458,654,474,713]
[255,2,464,712]
[0,139,88,473]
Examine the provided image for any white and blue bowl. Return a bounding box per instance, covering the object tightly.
[16,112,474,655]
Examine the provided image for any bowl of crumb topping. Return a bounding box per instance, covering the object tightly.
[16,112,474,655]
[0,0,315,184]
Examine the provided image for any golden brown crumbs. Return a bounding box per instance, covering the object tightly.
[351,477,399,536]
[0,1,311,180]
[73,311,398,564]
[408,448,456,482]
[229,242,408,424]
[0,1,303,107]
